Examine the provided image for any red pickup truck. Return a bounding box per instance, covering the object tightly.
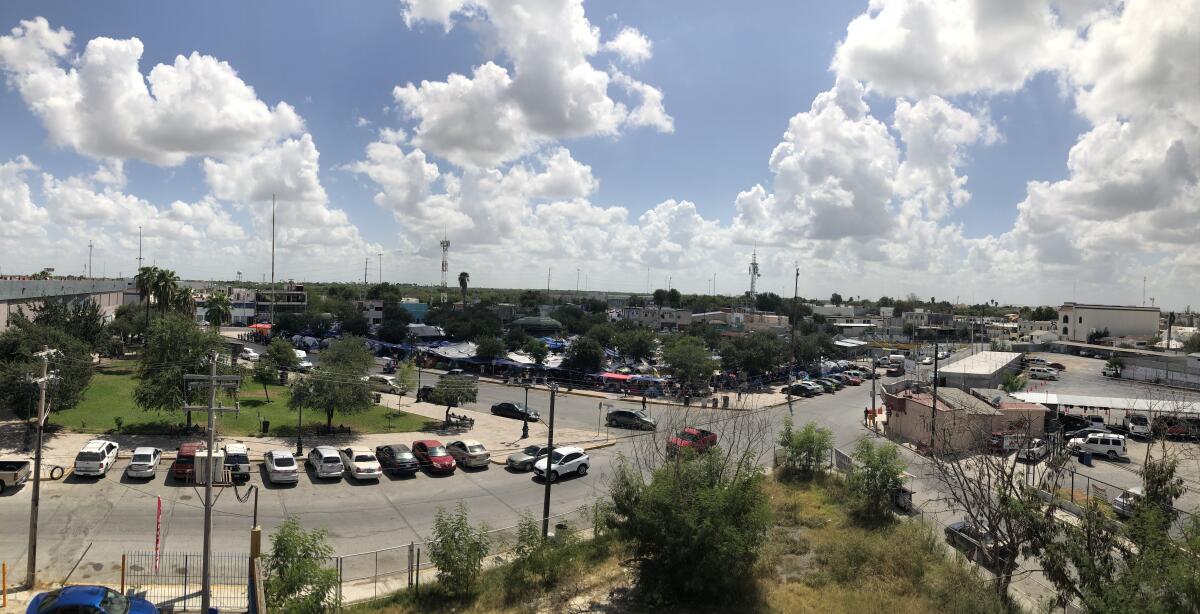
[667,427,717,456]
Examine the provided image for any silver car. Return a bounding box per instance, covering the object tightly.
[307,446,344,479]
[125,447,162,479]
[447,440,491,469]
[264,450,300,484]
[506,444,549,472]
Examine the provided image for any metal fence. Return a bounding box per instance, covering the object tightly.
[332,504,594,606]
[125,551,248,612]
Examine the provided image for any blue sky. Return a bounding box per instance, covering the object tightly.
[0,1,1194,308]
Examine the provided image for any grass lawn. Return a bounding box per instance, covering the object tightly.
[55,360,433,437]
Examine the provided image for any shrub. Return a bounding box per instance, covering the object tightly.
[845,439,905,524]
[776,418,834,479]
[503,514,580,601]
[264,516,339,613]
[427,503,489,598]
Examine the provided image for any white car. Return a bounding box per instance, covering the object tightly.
[1123,414,1151,437]
[264,450,300,484]
[340,447,383,480]
[125,447,162,479]
[1015,438,1050,462]
[920,356,934,365]
[239,348,260,361]
[297,357,315,372]
[307,446,344,479]
[1028,366,1058,380]
[533,446,590,482]
[294,349,307,359]
[937,351,950,360]
[1068,433,1129,461]
[74,439,119,477]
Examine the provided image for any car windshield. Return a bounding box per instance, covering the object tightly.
[1130,416,1148,425]
[522,446,544,456]
[354,454,376,463]
[550,451,565,462]
[100,589,130,614]
[428,447,448,457]
[467,445,485,453]
[132,454,153,463]
[273,456,295,468]
[175,456,194,465]
[680,432,699,442]
[226,454,249,464]
[76,451,102,462]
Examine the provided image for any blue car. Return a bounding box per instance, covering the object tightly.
[27,585,157,614]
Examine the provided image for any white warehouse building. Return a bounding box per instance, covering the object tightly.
[1056,303,1159,342]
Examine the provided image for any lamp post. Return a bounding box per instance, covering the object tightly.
[521,384,530,439]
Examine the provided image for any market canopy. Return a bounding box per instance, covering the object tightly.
[248,323,272,330]
[601,372,632,381]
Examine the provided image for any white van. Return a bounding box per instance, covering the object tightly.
[1028,366,1059,380]
[887,354,906,365]
[1123,414,1151,437]
[1069,432,1129,461]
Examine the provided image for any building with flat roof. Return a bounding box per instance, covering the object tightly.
[884,383,1046,454]
[0,277,128,331]
[1057,302,1159,342]
[936,351,1023,390]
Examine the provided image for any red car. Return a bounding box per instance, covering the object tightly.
[171,442,205,481]
[411,439,456,474]
[1048,362,1066,371]
[667,427,718,456]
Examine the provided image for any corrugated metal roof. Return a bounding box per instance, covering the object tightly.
[1012,391,1200,414]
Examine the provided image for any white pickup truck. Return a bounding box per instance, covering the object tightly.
[0,459,32,493]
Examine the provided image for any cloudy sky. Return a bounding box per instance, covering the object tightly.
[0,1,1196,309]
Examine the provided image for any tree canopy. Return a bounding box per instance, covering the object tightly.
[287,336,374,431]
[562,337,605,373]
[0,317,95,419]
[661,336,715,390]
[133,313,228,425]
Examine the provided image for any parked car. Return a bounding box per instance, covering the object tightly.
[920,356,934,365]
[447,440,491,468]
[944,520,1012,568]
[223,443,251,481]
[340,447,383,480]
[840,374,862,386]
[239,348,260,361]
[667,427,718,456]
[1153,416,1200,439]
[1101,365,1120,377]
[1026,357,1048,366]
[937,351,951,360]
[1015,438,1051,462]
[886,365,904,377]
[364,374,404,395]
[27,585,158,614]
[441,368,478,382]
[307,446,345,479]
[171,442,205,482]
[1112,486,1142,518]
[125,447,162,479]
[506,444,549,472]
[411,439,456,474]
[415,385,436,403]
[297,357,315,372]
[988,432,1027,454]
[264,450,300,484]
[1028,366,1058,380]
[491,401,540,421]
[1068,432,1129,461]
[0,459,31,493]
[376,444,420,475]
[1083,415,1106,429]
[74,439,119,477]
[606,409,657,430]
[1047,362,1066,371]
[1064,426,1110,441]
[1123,414,1151,438]
[780,383,817,397]
[533,446,590,482]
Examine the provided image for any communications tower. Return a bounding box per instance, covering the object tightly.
[748,248,761,310]
[439,237,450,303]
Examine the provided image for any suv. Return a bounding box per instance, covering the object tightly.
[667,427,717,456]
[1069,432,1129,461]
[606,409,657,430]
[365,374,404,395]
[172,442,205,481]
[1028,366,1059,380]
[307,446,345,479]
[74,439,119,477]
[1123,415,1151,438]
[223,443,251,481]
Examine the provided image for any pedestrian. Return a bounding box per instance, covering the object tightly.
[642,395,647,411]
[864,407,870,427]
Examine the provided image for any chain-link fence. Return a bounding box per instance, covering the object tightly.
[332,504,595,606]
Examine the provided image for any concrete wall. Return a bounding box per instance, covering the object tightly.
[1058,304,1159,341]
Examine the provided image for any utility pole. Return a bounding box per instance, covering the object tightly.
[87,241,93,278]
[931,343,939,454]
[26,346,56,588]
[546,267,551,295]
[184,354,241,614]
[576,268,580,297]
[541,385,558,537]
[378,252,383,284]
[270,195,276,325]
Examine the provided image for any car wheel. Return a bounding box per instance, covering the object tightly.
[1107,450,1117,461]
[577,464,588,477]
[523,462,532,472]
[548,471,558,483]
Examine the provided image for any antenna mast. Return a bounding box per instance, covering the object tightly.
[439,236,450,304]
[748,248,761,310]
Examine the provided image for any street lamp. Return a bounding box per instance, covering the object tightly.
[521,384,530,439]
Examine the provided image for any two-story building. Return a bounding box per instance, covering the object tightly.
[1057,303,1159,342]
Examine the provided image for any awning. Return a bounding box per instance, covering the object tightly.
[601,372,632,381]
[248,323,272,330]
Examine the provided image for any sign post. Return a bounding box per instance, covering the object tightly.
[154,496,162,573]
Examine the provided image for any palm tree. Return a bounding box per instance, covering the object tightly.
[135,266,158,323]
[458,271,469,304]
[172,287,195,315]
[205,292,232,327]
[152,268,180,313]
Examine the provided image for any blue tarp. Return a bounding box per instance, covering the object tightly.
[540,337,566,350]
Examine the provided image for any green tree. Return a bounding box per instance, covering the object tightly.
[562,336,605,372]
[651,289,668,307]
[1001,372,1027,393]
[524,338,549,366]
[1184,333,1200,354]
[287,336,374,431]
[204,292,232,327]
[171,286,195,315]
[428,373,479,422]
[609,448,771,606]
[830,292,843,305]
[474,336,505,360]
[33,298,107,350]
[666,288,681,308]
[585,323,617,347]
[263,516,339,613]
[776,418,834,479]
[382,301,413,325]
[615,329,656,362]
[252,338,299,403]
[661,336,715,390]
[152,268,181,314]
[458,271,470,303]
[846,438,905,524]
[504,326,531,350]
[340,312,369,337]
[684,321,723,349]
[0,317,94,419]
[1029,306,1057,321]
[376,319,410,344]
[134,266,157,322]
[1106,355,1125,377]
[719,331,785,377]
[427,503,489,598]
[134,313,226,427]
